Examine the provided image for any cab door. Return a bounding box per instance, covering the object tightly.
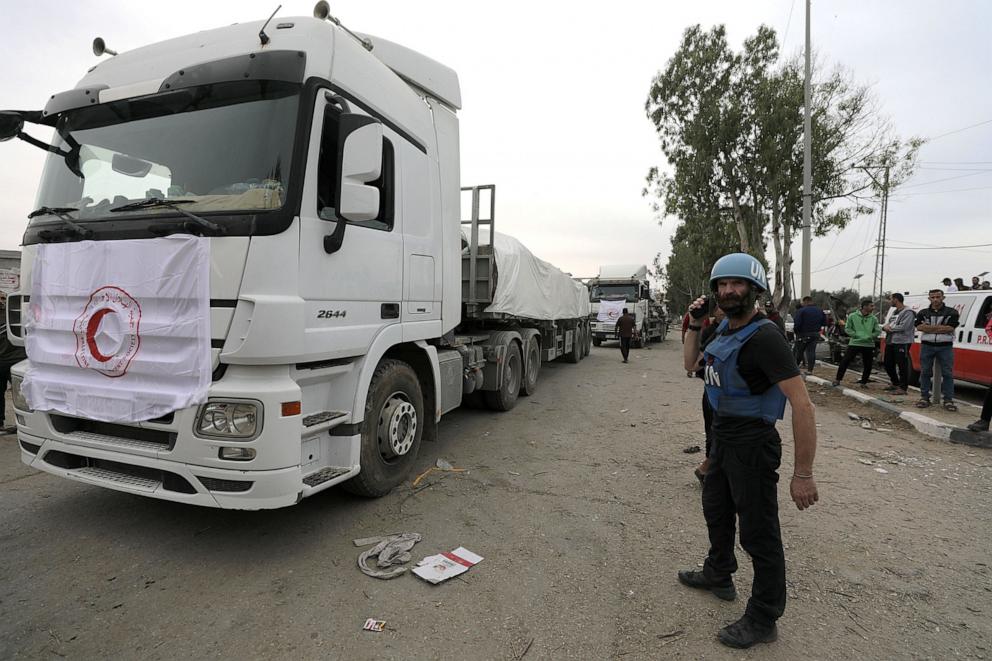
[298,92,402,359]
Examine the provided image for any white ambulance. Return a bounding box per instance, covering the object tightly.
[882,291,992,387]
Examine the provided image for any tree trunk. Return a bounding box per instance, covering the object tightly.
[770,204,784,308]
[781,219,793,314]
[730,196,750,253]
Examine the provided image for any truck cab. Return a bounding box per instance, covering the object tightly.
[587,264,667,347]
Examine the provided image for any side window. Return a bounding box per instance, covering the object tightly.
[316,106,339,219]
[316,105,394,232]
[975,296,992,329]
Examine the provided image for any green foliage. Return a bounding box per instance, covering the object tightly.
[645,24,921,314]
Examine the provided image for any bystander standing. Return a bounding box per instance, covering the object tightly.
[914,289,959,411]
[832,299,880,387]
[791,296,826,373]
[882,293,915,396]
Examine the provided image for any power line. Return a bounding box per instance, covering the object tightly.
[898,169,992,189]
[890,184,992,198]
[780,0,797,51]
[919,160,992,165]
[810,246,876,274]
[926,118,992,142]
[888,242,992,250]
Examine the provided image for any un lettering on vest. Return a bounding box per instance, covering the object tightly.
[703,363,721,387]
[22,235,212,423]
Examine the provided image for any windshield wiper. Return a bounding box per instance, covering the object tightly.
[28,206,93,239]
[109,197,197,212]
[110,197,223,235]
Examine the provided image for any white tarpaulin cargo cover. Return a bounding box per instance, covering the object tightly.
[23,235,211,422]
[484,232,590,320]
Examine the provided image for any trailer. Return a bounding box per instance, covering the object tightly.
[0,7,589,508]
[587,264,667,347]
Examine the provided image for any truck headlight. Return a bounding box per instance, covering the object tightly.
[194,401,261,439]
[10,376,31,412]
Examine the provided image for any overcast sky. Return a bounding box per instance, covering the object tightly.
[1,0,989,296]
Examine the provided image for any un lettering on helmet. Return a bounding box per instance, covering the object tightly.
[750,261,767,288]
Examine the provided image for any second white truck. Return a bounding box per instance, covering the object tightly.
[588,264,667,347]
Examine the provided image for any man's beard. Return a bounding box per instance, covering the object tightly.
[717,290,757,318]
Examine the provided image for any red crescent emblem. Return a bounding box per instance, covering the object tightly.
[73,286,142,378]
[85,308,116,363]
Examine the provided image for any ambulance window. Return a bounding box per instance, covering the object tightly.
[975,296,992,328]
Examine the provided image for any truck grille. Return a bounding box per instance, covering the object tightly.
[6,294,26,339]
[42,451,196,494]
[50,415,177,450]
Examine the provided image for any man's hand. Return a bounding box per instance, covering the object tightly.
[882,324,891,332]
[790,476,819,510]
[687,296,707,319]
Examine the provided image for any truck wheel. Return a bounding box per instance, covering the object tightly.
[343,359,424,497]
[593,337,602,347]
[584,324,593,355]
[521,336,541,395]
[565,327,581,363]
[486,340,521,411]
[577,326,587,359]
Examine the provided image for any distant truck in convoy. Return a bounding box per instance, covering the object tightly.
[0,5,591,509]
[587,264,667,347]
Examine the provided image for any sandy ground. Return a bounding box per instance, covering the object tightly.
[0,339,990,660]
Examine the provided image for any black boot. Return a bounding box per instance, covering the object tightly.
[717,614,778,649]
[677,569,736,601]
[967,419,990,432]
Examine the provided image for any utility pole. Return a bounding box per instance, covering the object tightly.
[800,0,812,297]
[870,165,891,319]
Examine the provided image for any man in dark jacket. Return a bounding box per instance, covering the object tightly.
[791,296,826,373]
[615,308,636,363]
[0,292,27,434]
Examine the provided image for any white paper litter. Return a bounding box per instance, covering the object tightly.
[413,547,483,584]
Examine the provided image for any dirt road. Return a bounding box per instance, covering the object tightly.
[1,339,989,659]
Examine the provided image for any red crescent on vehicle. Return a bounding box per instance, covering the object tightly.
[85,308,116,363]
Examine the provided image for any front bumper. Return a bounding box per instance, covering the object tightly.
[18,431,303,509]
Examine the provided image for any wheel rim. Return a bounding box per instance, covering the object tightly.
[377,392,418,459]
[506,349,521,394]
[526,340,539,386]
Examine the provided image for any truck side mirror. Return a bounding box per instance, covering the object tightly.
[324,113,383,254]
[0,112,25,142]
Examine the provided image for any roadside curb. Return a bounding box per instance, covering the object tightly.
[804,374,991,449]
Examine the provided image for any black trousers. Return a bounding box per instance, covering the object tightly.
[883,343,910,391]
[982,383,992,422]
[702,392,714,457]
[702,430,786,626]
[0,363,10,426]
[619,336,631,361]
[835,345,874,383]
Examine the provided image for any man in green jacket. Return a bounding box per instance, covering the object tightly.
[832,299,880,387]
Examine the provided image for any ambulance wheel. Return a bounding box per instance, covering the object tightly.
[344,359,424,497]
[486,340,522,411]
[521,336,541,396]
[593,337,602,347]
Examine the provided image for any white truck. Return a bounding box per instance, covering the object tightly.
[0,6,591,509]
[588,264,667,347]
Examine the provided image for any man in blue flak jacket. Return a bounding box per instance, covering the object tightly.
[680,253,820,649]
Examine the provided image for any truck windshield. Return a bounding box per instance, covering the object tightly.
[591,284,638,302]
[33,80,300,222]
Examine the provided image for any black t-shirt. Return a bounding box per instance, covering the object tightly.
[710,314,800,441]
[694,323,719,378]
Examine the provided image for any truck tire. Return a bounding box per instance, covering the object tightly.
[584,324,593,355]
[565,327,581,363]
[577,325,587,359]
[593,336,602,347]
[521,336,541,395]
[343,359,424,497]
[486,340,522,411]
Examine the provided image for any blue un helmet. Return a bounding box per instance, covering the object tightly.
[709,253,768,293]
